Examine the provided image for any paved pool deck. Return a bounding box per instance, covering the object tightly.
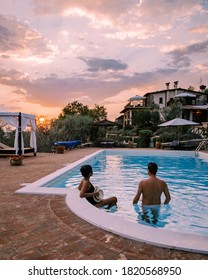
[0,148,208,260]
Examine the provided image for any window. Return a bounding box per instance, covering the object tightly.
[159,97,163,104]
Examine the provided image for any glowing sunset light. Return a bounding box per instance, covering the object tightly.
[0,0,207,120]
[38,117,45,124]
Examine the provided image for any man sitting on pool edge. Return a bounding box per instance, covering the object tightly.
[78,165,117,209]
[133,162,171,205]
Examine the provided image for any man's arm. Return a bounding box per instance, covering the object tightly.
[133,182,143,204]
[163,183,171,204]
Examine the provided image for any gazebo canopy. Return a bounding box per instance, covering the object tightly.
[0,112,37,155]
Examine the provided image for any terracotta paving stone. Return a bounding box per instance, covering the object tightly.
[0,148,208,260]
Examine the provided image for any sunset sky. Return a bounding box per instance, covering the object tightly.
[0,0,208,120]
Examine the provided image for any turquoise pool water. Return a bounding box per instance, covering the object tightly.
[44,150,208,236]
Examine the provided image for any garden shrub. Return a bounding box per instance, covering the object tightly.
[137,130,152,148]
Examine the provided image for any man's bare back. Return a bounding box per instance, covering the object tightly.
[139,177,167,205]
[133,162,171,205]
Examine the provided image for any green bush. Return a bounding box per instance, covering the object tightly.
[137,130,152,148]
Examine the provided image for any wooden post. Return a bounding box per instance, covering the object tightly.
[18,112,22,155]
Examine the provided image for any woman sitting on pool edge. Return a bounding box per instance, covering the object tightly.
[78,165,117,209]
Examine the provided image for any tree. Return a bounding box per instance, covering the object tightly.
[188,85,195,91]
[88,104,107,121]
[132,108,160,131]
[36,116,51,132]
[138,130,152,148]
[150,110,160,130]
[59,101,90,118]
[59,101,107,121]
[0,127,5,140]
[133,109,151,129]
[162,99,182,121]
[50,115,93,142]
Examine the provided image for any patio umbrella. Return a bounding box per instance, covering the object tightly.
[128,95,146,102]
[174,93,196,98]
[158,117,200,140]
[158,117,200,127]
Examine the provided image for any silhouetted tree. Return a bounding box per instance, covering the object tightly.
[50,115,93,142]
[59,101,107,121]
[59,101,90,118]
[187,85,195,91]
[162,100,182,121]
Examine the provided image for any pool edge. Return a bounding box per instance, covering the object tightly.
[66,188,208,255]
[16,149,208,254]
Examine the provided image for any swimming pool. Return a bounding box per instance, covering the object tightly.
[17,149,208,253]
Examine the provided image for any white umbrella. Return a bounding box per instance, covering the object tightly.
[158,117,200,127]
[128,95,146,101]
[158,118,200,141]
[174,93,196,98]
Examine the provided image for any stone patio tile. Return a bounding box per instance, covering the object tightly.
[0,148,208,260]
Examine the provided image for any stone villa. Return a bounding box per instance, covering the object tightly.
[119,81,208,128]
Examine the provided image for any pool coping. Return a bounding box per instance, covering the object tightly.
[66,188,208,254]
[16,149,208,254]
[16,150,102,195]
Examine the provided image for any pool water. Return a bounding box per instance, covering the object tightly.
[44,150,208,236]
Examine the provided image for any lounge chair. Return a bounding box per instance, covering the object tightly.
[52,140,81,150]
[181,140,198,150]
[80,142,93,148]
[100,141,115,148]
[0,142,13,150]
[161,140,181,150]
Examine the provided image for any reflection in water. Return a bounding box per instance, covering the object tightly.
[133,204,170,228]
[141,205,160,225]
[104,204,118,214]
[46,150,208,235]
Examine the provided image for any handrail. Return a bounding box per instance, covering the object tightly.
[195,140,208,157]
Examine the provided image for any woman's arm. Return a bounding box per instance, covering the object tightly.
[79,180,99,198]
